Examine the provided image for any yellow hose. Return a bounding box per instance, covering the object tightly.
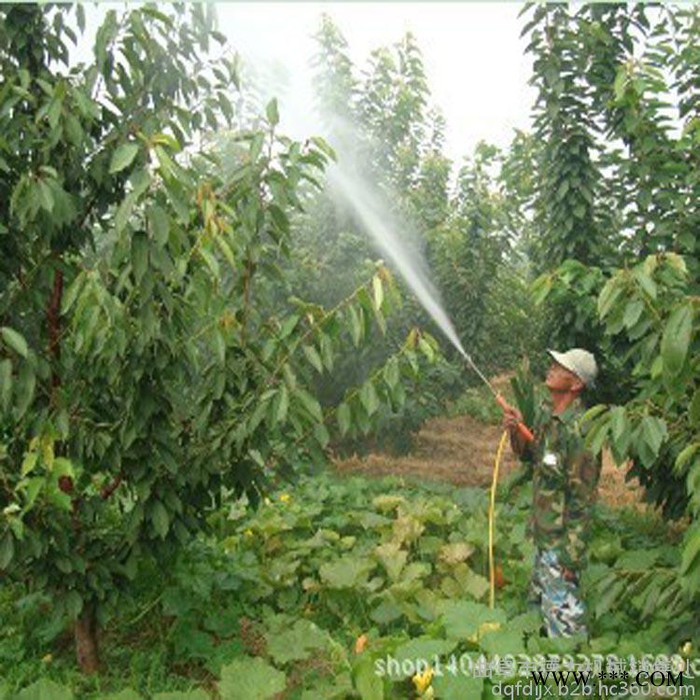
[488,430,509,609]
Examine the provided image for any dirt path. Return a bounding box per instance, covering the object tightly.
[335,414,519,487]
[334,413,647,508]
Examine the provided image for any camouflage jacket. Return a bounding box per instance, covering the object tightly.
[527,401,601,572]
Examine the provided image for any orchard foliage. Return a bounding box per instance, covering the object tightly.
[582,255,699,588]
[522,3,700,596]
[0,4,440,671]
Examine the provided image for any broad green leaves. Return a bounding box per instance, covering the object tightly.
[661,303,694,378]
[319,556,373,589]
[109,142,140,174]
[265,619,328,665]
[218,657,286,700]
[0,326,28,358]
[15,680,75,700]
[680,523,700,593]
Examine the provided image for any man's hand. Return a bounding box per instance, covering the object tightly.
[500,400,523,435]
[498,396,532,458]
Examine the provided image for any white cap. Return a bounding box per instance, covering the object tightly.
[547,348,598,388]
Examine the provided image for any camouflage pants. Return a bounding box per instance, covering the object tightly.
[529,549,587,638]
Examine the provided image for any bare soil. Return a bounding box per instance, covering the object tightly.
[334,413,648,509]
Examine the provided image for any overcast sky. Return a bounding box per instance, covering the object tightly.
[214,3,536,162]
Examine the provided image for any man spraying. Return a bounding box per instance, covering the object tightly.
[502,348,600,638]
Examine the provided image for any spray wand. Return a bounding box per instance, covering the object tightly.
[461,351,535,444]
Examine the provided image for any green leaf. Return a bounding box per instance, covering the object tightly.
[531,274,552,306]
[319,556,372,588]
[130,168,152,198]
[61,272,86,314]
[633,267,657,300]
[609,406,627,445]
[1,327,28,358]
[131,233,149,284]
[622,299,645,330]
[65,590,83,619]
[313,423,330,448]
[115,192,136,234]
[282,363,297,391]
[302,345,323,374]
[21,452,38,477]
[676,443,700,475]
[359,382,379,417]
[680,522,700,590]
[218,657,286,700]
[15,363,35,419]
[392,638,456,675]
[457,565,489,600]
[22,477,43,510]
[479,627,527,656]
[639,416,667,462]
[440,600,506,640]
[370,600,402,625]
[110,143,139,174]
[38,180,55,212]
[418,337,435,362]
[266,98,279,127]
[0,533,14,569]
[148,205,170,247]
[152,692,209,700]
[279,314,299,340]
[266,619,327,665]
[383,357,400,390]
[348,306,362,346]
[155,145,178,179]
[15,679,75,700]
[102,691,144,700]
[336,402,351,436]
[214,236,236,271]
[319,333,333,371]
[353,656,383,700]
[199,247,220,280]
[581,404,608,427]
[375,542,407,581]
[250,133,265,162]
[295,388,323,422]
[0,359,11,413]
[432,672,484,700]
[273,385,289,425]
[597,278,622,318]
[661,303,694,377]
[151,501,170,539]
[690,388,700,428]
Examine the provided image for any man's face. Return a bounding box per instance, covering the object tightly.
[545,361,583,394]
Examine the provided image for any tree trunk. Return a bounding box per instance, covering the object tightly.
[75,605,99,674]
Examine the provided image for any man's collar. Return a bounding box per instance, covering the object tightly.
[553,399,582,425]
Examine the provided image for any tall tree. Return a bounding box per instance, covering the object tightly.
[0,4,428,672]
